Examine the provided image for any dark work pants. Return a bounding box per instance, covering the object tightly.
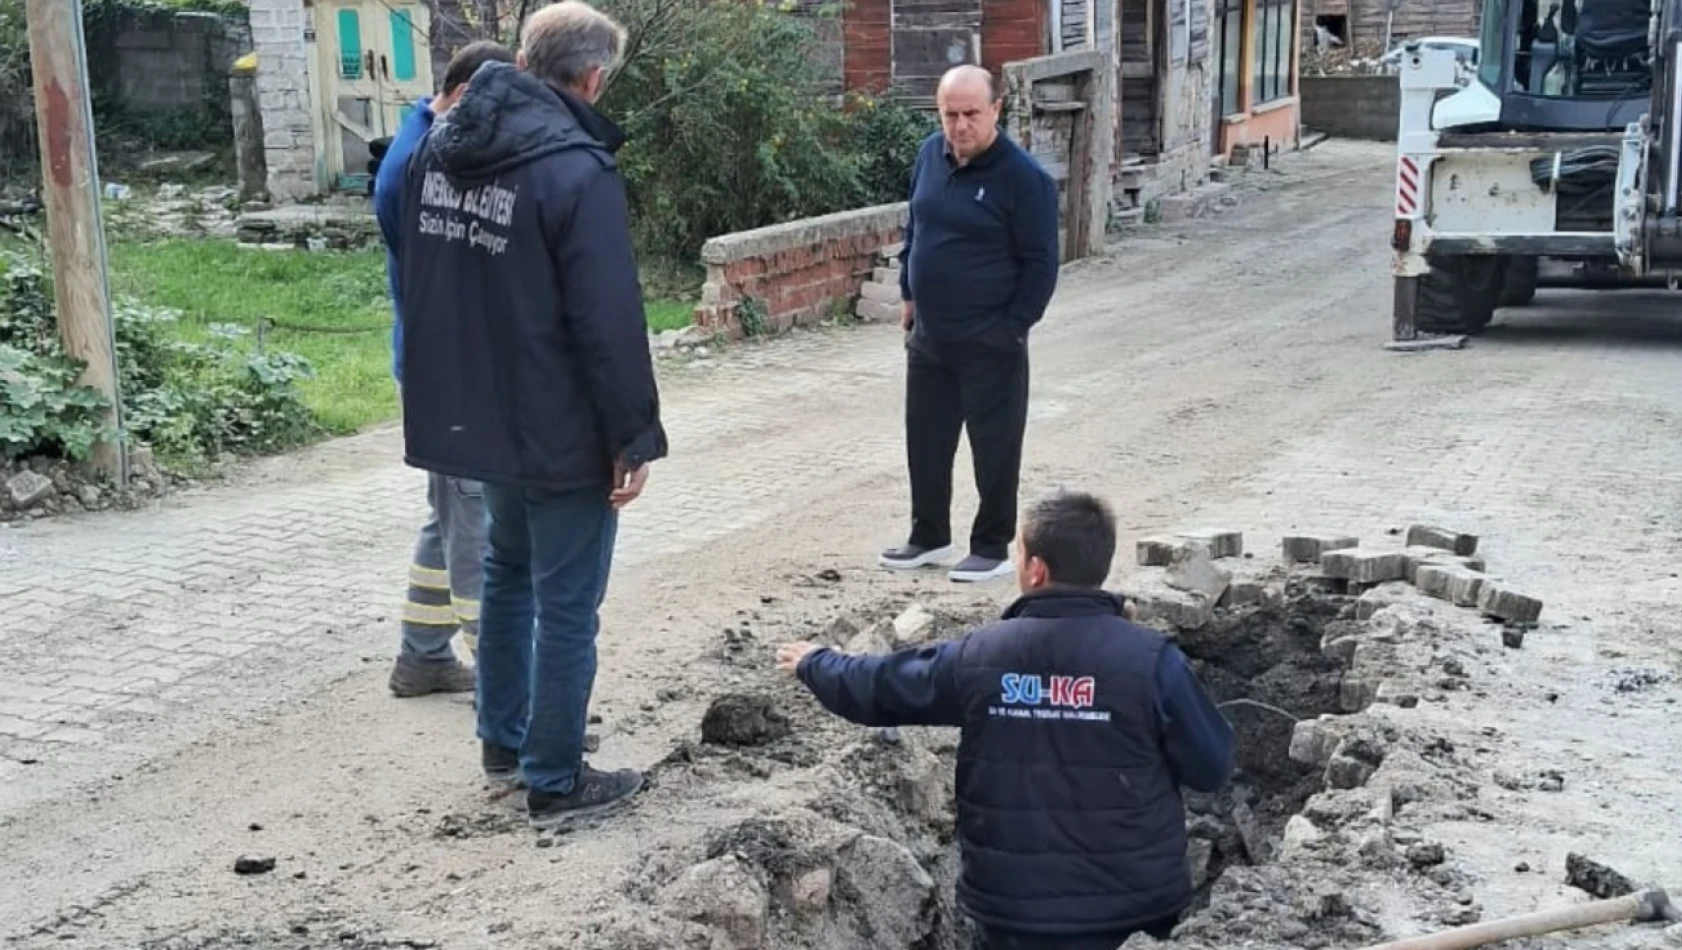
[905,335,1030,562]
[973,913,1179,950]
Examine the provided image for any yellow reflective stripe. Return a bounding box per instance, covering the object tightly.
[409,564,450,590]
[453,597,481,623]
[402,602,458,625]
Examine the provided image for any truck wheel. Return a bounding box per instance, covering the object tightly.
[1416,257,1502,334]
[1499,256,1539,307]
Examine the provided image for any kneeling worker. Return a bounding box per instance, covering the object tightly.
[777,491,1236,949]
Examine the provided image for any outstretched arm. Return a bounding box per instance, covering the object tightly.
[1155,644,1236,793]
[782,640,966,728]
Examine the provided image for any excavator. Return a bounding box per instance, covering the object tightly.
[1389,0,1682,336]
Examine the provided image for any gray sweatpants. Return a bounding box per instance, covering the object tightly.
[400,472,488,661]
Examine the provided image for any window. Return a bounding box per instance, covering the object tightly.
[1251,0,1294,105]
[1477,0,1509,91]
[337,9,363,80]
[1216,0,1244,116]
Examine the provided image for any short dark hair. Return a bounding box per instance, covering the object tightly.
[1021,492,1117,588]
[442,40,515,95]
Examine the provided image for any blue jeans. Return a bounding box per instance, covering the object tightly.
[477,483,618,795]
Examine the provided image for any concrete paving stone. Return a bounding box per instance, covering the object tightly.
[1175,529,1244,559]
[1282,534,1359,562]
[1165,547,1231,603]
[1405,524,1479,557]
[1319,548,1407,584]
[1136,536,1188,566]
[1446,571,1492,609]
[1477,584,1544,624]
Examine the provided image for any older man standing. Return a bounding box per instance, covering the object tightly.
[880,65,1061,584]
[396,0,666,828]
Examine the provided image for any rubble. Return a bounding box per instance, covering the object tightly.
[699,694,791,747]
[1566,852,1638,899]
[1,453,173,522]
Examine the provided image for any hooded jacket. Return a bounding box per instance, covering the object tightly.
[796,589,1236,936]
[373,97,434,384]
[396,62,666,491]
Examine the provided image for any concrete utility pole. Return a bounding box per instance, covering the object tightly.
[25,0,126,485]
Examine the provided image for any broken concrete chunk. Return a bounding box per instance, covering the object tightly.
[1477,584,1543,624]
[835,836,936,949]
[663,855,769,950]
[1282,534,1359,562]
[1406,525,1479,557]
[1565,852,1638,900]
[1340,675,1380,713]
[1288,716,1348,767]
[1325,753,1378,789]
[1165,546,1231,604]
[787,867,832,915]
[1356,582,1414,620]
[1137,536,1186,567]
[1186,838,1214,891]
[1320,548,1408,584]
[891,604,938,646]
[1279,815,1323,861]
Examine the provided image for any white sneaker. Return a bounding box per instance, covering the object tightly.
[878,543,958,571]
[949,555,1013,583]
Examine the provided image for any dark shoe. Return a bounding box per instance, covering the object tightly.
[949,555,1013,584]
[526,765,644,829]
[482,742,521,787]
[878,543,957,571]
[389,655,476,698]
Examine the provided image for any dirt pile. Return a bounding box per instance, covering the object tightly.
[569,581,1444,950]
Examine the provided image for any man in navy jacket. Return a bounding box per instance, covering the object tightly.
[880,65,1061,584]
[781,491,1235,950]
[396,1,666,828]
[374,40,513,699]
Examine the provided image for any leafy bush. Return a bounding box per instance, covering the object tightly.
[600,0,932,261]
[0,251,319,468]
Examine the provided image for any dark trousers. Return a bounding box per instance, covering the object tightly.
[973,914,1179,950]
[905,335,1030,562]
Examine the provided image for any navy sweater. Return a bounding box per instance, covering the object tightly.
[797,589,1235,935]
[899,130,1061,348]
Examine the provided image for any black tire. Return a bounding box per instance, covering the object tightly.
[1499,256,1539,307]
[1416,256,1503,334]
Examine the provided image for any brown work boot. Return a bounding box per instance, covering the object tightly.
[388,655,476,698]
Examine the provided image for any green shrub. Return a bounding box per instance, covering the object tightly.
[600,0,931,261]
[0,251,318,469]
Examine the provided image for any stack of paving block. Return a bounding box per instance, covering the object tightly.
[855,243,904,324]
[1284,525,1544,626]
[1126,529,1272,631]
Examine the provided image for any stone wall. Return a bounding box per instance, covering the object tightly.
[248,0,317,201]
[694,204,908,335]
[1300,76,1399,140]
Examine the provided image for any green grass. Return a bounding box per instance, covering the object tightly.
[106,238,696,435]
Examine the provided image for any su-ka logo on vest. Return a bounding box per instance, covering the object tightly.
[999,673,1096,709]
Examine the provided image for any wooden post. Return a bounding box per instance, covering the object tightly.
[26,0,126,485]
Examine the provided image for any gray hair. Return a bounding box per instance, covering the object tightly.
[521,0,626,89]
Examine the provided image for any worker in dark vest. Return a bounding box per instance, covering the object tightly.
[880,64,1061,584]
[782,491,1235,950]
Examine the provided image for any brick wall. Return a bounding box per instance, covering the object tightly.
[248,0,317,200]
[694,204,908,336]
[845,0,892,92]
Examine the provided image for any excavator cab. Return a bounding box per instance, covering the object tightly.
[1436,0,1655,130]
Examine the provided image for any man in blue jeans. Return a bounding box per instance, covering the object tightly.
[395,1,666,829]
[375,39,514,698]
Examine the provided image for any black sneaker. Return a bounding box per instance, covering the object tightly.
[949,555,1014,584]
[878,543,957,571]
[526,765,644,829]
[482,743,521,787]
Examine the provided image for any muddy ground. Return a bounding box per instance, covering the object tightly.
[4,141,1682,949]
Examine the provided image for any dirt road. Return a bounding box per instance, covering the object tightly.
[3,140,1680,948]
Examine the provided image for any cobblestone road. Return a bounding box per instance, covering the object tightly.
[4,141,1682,944]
